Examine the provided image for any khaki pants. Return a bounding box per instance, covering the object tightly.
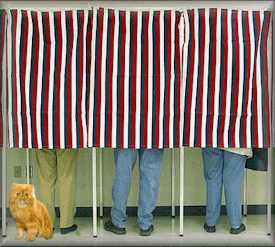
[35,149,78,228]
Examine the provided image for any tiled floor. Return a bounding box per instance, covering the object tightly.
[1,215,274,246]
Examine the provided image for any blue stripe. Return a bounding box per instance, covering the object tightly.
[182,10,192,146]
[41,12,48,148]
[128,11,135,147]
[152,11,157,148]
[163,10,169,147]
[76,10,81,147]
[53,12,59,148]
[116,10,124,147]
[20,10,26,147]
[65,11,70,148]
[30,11,36,147]
[140,11,146,147]
[104,9,113,147]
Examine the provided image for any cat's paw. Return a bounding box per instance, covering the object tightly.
[25,237,35,242]
[15,235,24,240]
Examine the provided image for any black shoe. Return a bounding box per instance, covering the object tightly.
[230,223,246,234]
[140,225,154,236]
[60,224,77,234]
[104,220,126,235]
[204,223,216,233]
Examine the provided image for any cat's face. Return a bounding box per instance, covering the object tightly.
[10,183,35,207]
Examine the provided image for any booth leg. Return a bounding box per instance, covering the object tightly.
[172,148,175,218]
[92,147,97,238]
[99,148,103,218]
[267,148,272,235]
[243,168,247,216]
[179,147,184,237]
[26,149,30,184]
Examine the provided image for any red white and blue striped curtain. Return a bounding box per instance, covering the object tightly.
[0,7,273,149]
[181,8,273,148]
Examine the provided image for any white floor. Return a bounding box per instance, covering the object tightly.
[1,215,274,246]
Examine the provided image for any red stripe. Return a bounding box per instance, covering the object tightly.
[96,9,104,147]
[185,10,195,146]
[165,10,171,147]
[131,12,138,148]
[220,10,228,147]
[155,11,161,148]
[143,12,149,148]
[119,11,126,148]
[78,10,84,147]
[107,10,115,147]
[43,12,51,148]
[175,12,181,147]
[198,9,206,147]
[67,11,73,148]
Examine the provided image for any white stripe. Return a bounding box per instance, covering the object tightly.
[16,10,23,148]
[123,10,130,148]
[88,8,97,147]
[26,10,33,148]
[100,8,108,148]
[212,8,221,148]
[159,10,165,149]
[189,9,199,147]
[235,10,244,148]
[170,10,175,148]
[7,10,13,147]
[246,10,255,148]
[48,11,55,149]
[71,10,77,148]
[36,11,44,149]
[201,8,210,148]
[82,10,88,148]
[147,10,153,149]
[179,10,185,148]
[112,9,119,148]
[256,11,264,147]
[224,9,232,148]
[60,10,66,149]
[135,11,142,149]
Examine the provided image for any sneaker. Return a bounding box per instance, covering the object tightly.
[60,224,77,234]
[104,220,126,235]
[204,223,216,233]
[140,225,154,236]
[230,223,246,234]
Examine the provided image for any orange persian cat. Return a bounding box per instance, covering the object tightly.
[9,183,53,242]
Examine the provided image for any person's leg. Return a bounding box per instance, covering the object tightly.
[137,148,164,230]
[56,149,78,229]
[223,151,246,229]
[111,148,138,228]
[35,149,57,227]
[202,148,224,227]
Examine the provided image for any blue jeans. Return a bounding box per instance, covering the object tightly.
[202,148,246,228]
[111,148,164,230]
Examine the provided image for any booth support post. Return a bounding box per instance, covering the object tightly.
[99,148,103,218]
[243,169,247,216]
[267,148,272,235]
[172,149,175,217]
[179,147,184,237]
[92,147,97,237]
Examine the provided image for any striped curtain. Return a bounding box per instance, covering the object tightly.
[181,9,273,148]
[0,7,273,149]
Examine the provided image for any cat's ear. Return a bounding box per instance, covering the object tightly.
[29,184,34,189]
[11,183,18,188]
